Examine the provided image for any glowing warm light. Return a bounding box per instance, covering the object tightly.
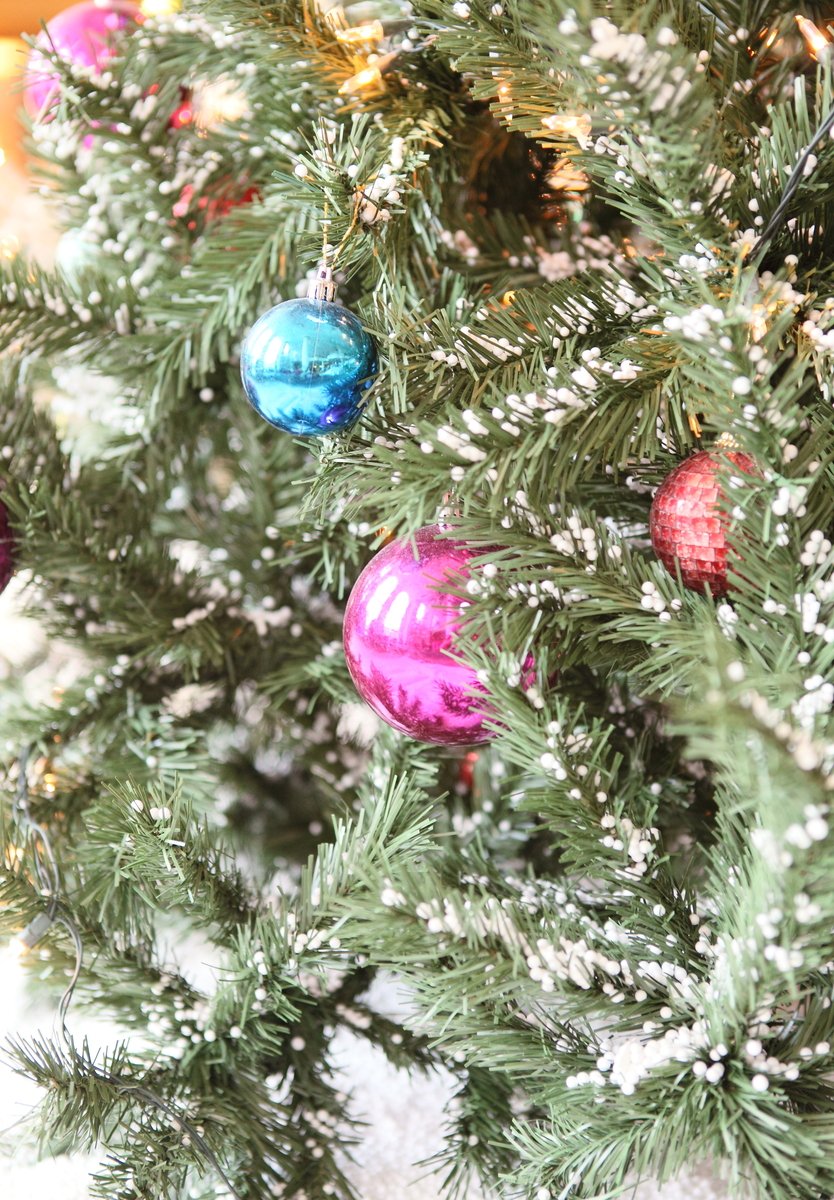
[760,27,779,50]
[8,935,28,959]
[4,844,23,868]
[796,16,830,59]
[339,65,383,96]
[547,159,591,195]
[335,20,384,46]
[500,290,516,307]
[0,37,26,171]
[194,78,250,128]
[43,772,58,794]
[542,112,592,147]
[140,0,181,14]
[0,38,20,77]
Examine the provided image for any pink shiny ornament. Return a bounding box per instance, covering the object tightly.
[0,498,14,595]
[25,0,141,120]
[343,524,498,745]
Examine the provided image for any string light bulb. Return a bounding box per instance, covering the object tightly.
[193,78,250,128]
[546,158,591,197]
[796,16,830,59]
[339,64,384,96]
[334,21,384,47]
[14,912,54,953]
[542,112,592,148]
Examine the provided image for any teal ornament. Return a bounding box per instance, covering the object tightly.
[240,266,377,436]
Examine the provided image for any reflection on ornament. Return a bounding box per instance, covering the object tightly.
[343,524,500,745]
[24,0,141,120]
[650,447,760,595]
[241,265,377,437]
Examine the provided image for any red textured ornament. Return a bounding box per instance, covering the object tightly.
[650,449,759,596]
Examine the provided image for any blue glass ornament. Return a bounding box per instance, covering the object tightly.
[240,267,377,436]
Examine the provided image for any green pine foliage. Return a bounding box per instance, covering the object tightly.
[1,0,834,1197]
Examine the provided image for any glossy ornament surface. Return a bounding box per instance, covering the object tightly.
[650,448,759,595]
[343,524,496,745]
[25,0,141,119]
[240,297,377,437]
[0,498,14,595]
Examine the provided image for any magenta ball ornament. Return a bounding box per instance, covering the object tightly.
[0,498,14,595]
[25,0,141,120]
[343,524,497,745]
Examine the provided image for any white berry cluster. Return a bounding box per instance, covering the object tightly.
[354,139,410,223]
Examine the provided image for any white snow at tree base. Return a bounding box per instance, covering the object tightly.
[0,930,731,1199]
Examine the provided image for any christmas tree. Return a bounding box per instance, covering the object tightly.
[2,1,834,1197]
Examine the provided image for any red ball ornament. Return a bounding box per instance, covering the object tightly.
[343,524,500,745]
[650,448,759,595]
[168,97,194,130]
[172,182,259,229]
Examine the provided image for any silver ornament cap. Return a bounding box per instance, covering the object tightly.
[307,264,337,302]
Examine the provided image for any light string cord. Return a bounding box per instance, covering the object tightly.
[749,102,834,264]
[9,749,245,1200]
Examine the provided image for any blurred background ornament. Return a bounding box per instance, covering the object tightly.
[24,0,141,121]
[0,494,14,595]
